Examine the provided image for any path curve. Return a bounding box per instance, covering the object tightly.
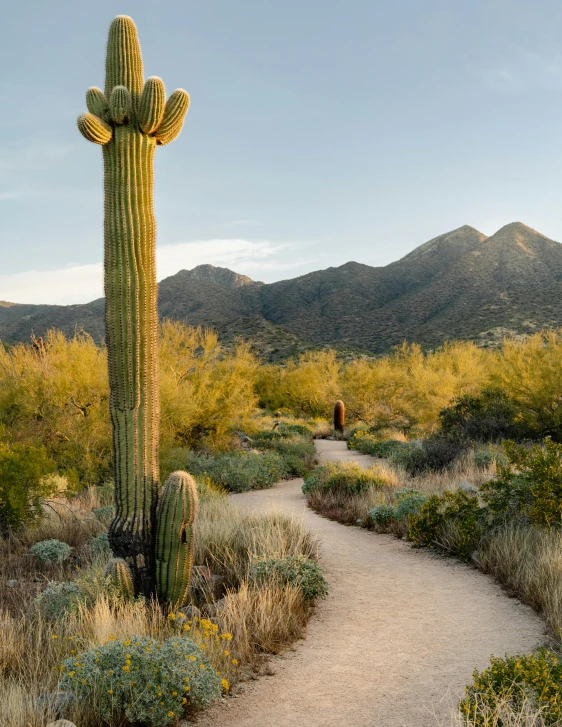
[195,440,544,727]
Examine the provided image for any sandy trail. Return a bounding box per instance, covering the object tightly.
[195,440,544,727]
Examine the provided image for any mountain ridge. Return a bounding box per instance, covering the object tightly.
[2,222,562,359]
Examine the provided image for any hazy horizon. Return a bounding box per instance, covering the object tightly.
[3,0,562,303]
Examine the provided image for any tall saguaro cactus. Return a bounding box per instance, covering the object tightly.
[77,16,190,598]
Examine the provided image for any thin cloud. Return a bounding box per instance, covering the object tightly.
[0,238,292,305]
[475,50,562,92]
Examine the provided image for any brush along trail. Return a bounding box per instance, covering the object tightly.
[195,440,544,727]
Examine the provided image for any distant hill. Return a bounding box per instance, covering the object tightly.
[3,224,562,359]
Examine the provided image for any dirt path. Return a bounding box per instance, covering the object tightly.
[195,440,544,727]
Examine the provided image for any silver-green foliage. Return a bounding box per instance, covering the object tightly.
[249,554,328,602]
[59,634,222,727]
[33,581,89,620]
[30,539,73,564]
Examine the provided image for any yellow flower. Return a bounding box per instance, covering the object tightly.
[232,659,239,666]
[68,671,75,677]
[184,686,190,692]
[167,613,176,621]
[123,639,131,646]
[182,698,187,704]
[224,650,230,656]
[221,633,232,641]
[172,691,177,696]
[184,677,190,682]
[183,624,191,631]
[108,689,114,695]
[221,678,230,690]
[108,635,116,641]
[168,713,175,718]
[122,665,130,672]
[51,634,58,640]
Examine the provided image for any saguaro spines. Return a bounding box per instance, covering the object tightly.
[77,16,190,597]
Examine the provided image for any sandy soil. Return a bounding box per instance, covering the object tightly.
[195,440,544,727]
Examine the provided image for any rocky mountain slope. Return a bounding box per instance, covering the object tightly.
[2,225,562,358]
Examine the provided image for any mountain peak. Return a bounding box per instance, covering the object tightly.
[167,264,263,289]
[485,222,556,251]
[400,224,488,262]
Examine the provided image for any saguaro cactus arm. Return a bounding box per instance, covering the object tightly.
[154,89,190,146]
[156,471,199,609]
[77,113,113,145]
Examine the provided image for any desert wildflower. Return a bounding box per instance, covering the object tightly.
[221,678,230,690]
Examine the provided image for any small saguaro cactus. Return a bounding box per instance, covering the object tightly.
[77,16,192,603]
[334,400,345,433]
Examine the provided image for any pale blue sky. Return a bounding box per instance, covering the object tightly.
[3,0,562,303]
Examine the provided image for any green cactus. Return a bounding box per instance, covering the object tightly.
[105,557,135,601]
[334,400,345,433]
[156,471,199,610]
[77,16,190,599]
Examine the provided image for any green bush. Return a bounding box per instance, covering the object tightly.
[59,634,223,727]
[347,430,408,459]
[88,531,111,555]
[459,649,562,726]
[277,423,314,438]
[92,505,115,524]
[249,554,328,602]
[302,461,386,496]
[254,434,317,477]
[183,450,289,492]
[368,489,427,528]
[368,504,395,526]
[0,443,57,534]
[473,443,507,469]
[32,581,89,620]
[407,490,484,560]
[480,438,562,527]
[390,437,465,475]
[30,538,73,564]
[439,389,528,444]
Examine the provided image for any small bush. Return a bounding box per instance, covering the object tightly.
[88,531,111,555]
[368,504,395,526]
[250,554,328,602]
[0,443,57,534]
[408,490,484,560]
[459,649,562,726]
[32,580,88,620]
[348,430,409,459]
[302,461,387,496]
[481,438,562,527]
[393,488,428,519]
[183,450,289,492]
[439,389,527,444]
[92,505,115,524]
[255,435,317,477]
[473,443,507,469]
[390,437,465,475]
[59,634,223,727]
[30,538,73,564]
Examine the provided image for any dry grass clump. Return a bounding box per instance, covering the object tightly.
[479,525,562,642]
[446,696,547,726]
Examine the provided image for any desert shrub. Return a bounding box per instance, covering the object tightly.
[277,423,314,438]
[59,634,223,727]
[368,504,395,526]
[88,531,111,555]
[368,489,426,528]
[459,649,562,726]
[390,437,465,475]
[0,443,58,534]
[29,538,73,564]
[249,554,328,602]
[408,490,484,559]
[480,438,562,527]
[92,505,115,524]
[302,461,387,496]
[182,450,289,492]
[348,430,409,459]
[473,443,507,469]
[253,434,316,477]
[32,581,89,620]
[438,389,527,444]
